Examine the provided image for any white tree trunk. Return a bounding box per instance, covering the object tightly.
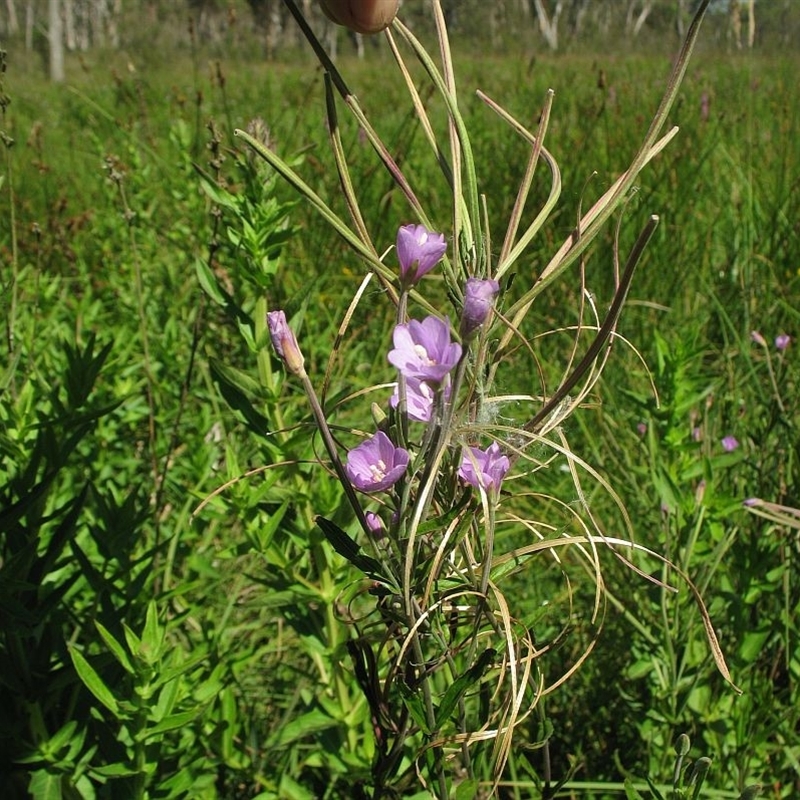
[532,0,564,50]
[4,0,20,34]
[64,0,76,50]
[25,0,34,49]
[729,0,742,48]
[630,0,654,38]
[49,0,65,82]
[265,0,281,59]
[746,0,755,48]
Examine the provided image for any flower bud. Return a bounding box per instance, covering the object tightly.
[267,310,305,376]
[460,278,500,338]
[318,0,400,34]
[365,511,384,538]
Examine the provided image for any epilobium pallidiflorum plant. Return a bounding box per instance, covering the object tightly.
[234,0,737,796]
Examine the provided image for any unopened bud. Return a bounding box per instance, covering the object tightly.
[267,310,305,376]
[319,0,400,34]
[460,278,500,339]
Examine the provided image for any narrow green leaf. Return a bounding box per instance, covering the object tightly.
[644,776,667,800]
[195,257,229,307]
[160,651,216,694]
[143,709,201,739]
[397,682,431,736]
[622,778,646,800]
[44,720,80,753]
[68,648,119,717]
[94,621,134,675]
[254,501,288,551]
[265,709,338,748]
[150,672,181,723]
[89,763,140,778]
[316,516,392,587]
[211,359,263,397]
[196,171,240,212]
[436,648,495,727]
[122,623,142,660]
[210,360,271,436]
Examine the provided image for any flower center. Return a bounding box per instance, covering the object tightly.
[413,343,435,365]
[369,459,387,481]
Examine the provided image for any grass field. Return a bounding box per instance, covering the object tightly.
[1,18,799,800]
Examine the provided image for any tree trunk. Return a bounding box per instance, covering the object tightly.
[675,0,689,39]
[630,0,654,38]
[625,0,654,37]
[746,0,755,48]
[4,0,20,34]
[63,0,76,50]
[25,0,34,49]
[729,0,742,48]
[532,0,563,50]
[49,0,65,82]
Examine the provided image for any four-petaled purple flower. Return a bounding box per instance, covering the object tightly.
[775,334,791,351]
[396,224,447,286]
[345,431,409,493]
[721,435,739,452]
[267,310,305,376]
[388,316,462,385]
[460,278,500,339]
[458,441,510,493]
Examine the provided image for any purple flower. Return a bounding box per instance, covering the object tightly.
[775,334,791,351]
[390,377,445,422]
[365,511,384,537]
[267,310,305,375]
[636,422,647,436]
[396,224,447,285]
[459,441,510,493]
[388,316,462,385]
[345,431,409,493]
[721,435,739,452]
[460,278,500,338]
[750,330,766,346]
